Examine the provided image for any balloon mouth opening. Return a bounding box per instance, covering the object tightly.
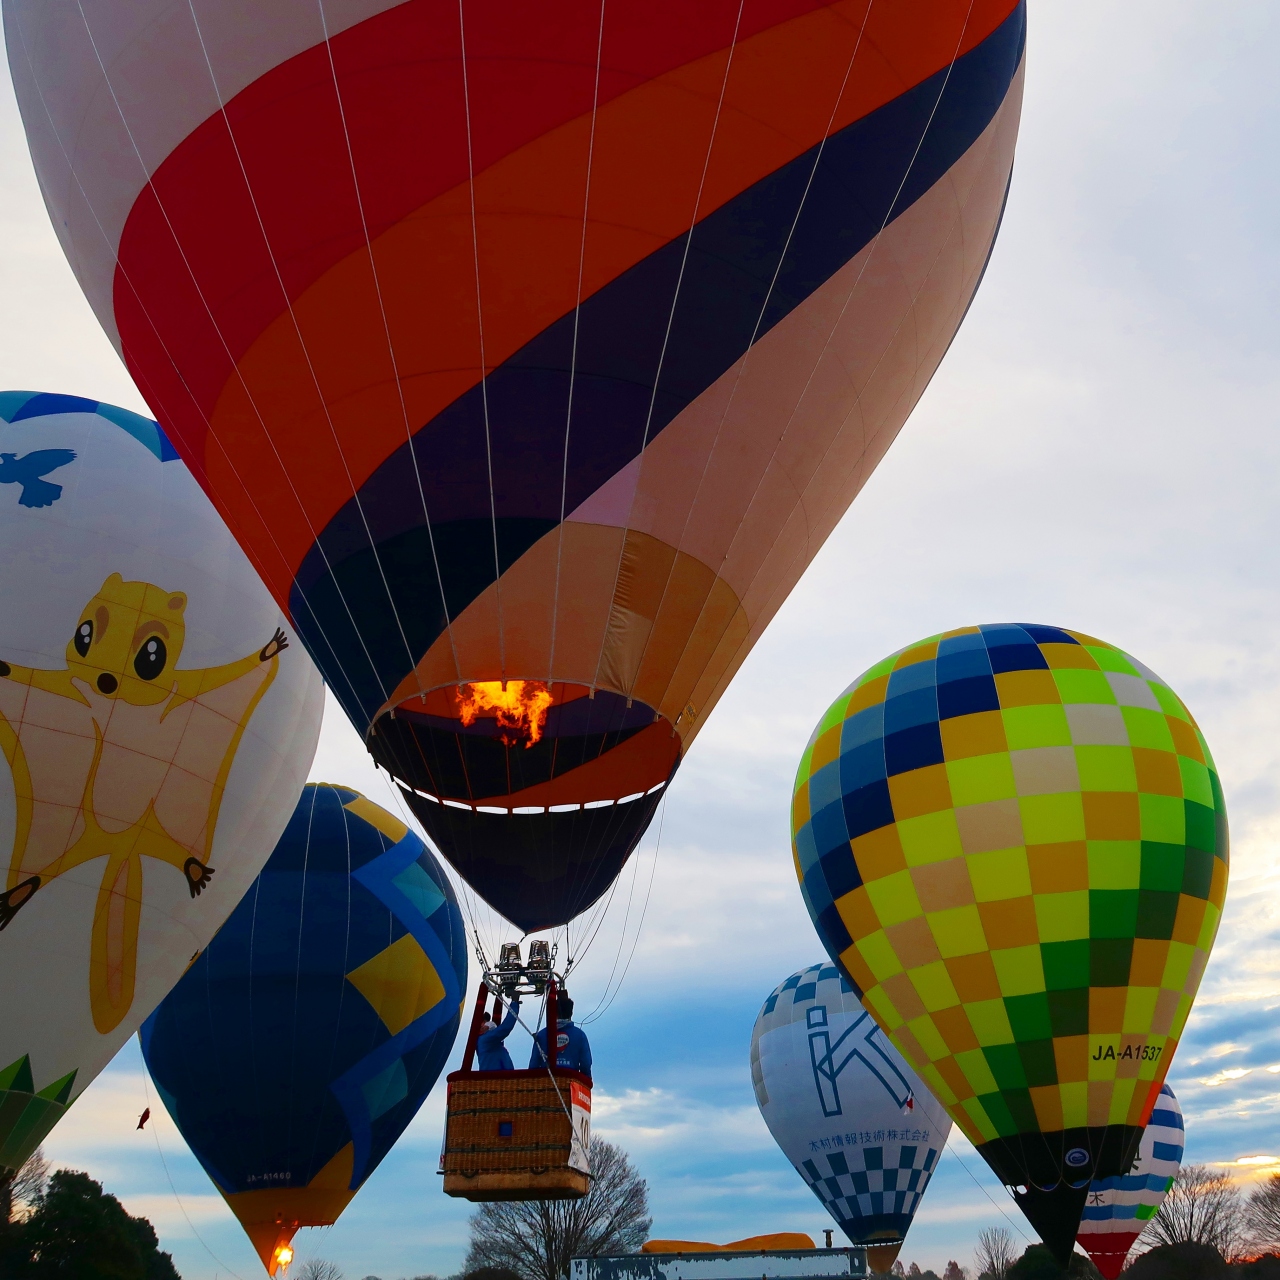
[368,683,679,808]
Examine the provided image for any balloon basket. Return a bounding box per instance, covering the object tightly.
[441,1068,591,1201]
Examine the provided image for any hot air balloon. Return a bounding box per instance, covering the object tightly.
[751,963,952,1274]
[789,625,1227,1262]
[141,783,467,1275]
[5,0,1026,931]
[1078,1083,1184,1278]
[0,391,323,1175]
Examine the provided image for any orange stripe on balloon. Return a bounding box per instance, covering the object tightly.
[203,0,1018,593]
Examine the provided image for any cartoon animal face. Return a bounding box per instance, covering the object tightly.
[65,573,187,705]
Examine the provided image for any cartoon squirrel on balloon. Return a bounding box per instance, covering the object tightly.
[0,573,287,1033]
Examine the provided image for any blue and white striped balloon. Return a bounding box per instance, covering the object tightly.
[1077,1084,1185,1278]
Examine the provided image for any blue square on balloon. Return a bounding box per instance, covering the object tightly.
[810,800,850,854]
[842,704,885,751]
[803,865,833,914]
[841,779,895,839]
[883,687,939,733]
[821,847,862,899]
[884,723,944,775]
[1019,625,1079,645]
[840,740,887,792]
[987,643,1048,673]
[936,647,992,682]
[937,674,1000,720]
[863,1147,883,1171]
[886,660,936,697]
[817,903,853,956]
[809,760,846,814]
[937,632,986,656]
[794,821,822,876]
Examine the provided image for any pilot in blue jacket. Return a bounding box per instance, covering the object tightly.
[476,997,521,1071]
[529,993,592,1076]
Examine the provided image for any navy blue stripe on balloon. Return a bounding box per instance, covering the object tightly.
[292,3,1027,729]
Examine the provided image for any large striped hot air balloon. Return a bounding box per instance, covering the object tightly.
[141,783,467,1275]
[790,626,1227,1262]
[6,0,1025,931]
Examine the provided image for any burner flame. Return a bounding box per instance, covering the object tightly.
[457,680,554,748]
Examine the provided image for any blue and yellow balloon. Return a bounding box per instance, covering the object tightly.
[141,784,467,1274]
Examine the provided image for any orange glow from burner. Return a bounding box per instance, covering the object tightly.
[457,680,554,748]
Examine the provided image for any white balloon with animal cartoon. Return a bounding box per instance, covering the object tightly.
[0,391,324,1170]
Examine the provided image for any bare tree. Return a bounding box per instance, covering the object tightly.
[974,1227,1017,1280]
[465,1138,651,1280]
[294,1260,344,1280]
[1140,1164,1247,1260]
[1246,1172,1280,1253]
[942,1263,968,1280]
[0,1147,49,1223]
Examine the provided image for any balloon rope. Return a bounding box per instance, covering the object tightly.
[313,0,462,686]
[455,0,508,680]
[546,0,609,683]
[590,0,747,696]
[138,1055,249,1280]
[581,792,666,1026]
[56,0,398,719]
[946,1142,1033,1247]
[180,0,427,692]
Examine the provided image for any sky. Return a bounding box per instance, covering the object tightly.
[3,2,1280,1277]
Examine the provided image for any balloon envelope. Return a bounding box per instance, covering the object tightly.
[5,0,1025,930]
[0,391,322,1172]
[141,783,467,1274]
[752,963,952,1260]
[1078,1084,1184,1279]
[789,625,1227,1260]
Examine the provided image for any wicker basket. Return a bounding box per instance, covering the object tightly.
[442,1068,591,1201]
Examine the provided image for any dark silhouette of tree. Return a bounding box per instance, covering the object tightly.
[1247,1173,1280,1255]
[1006,1245,1098,1278]
[464,1139,650,1280]
[1124,1241,1227,1279]
[1143,1165,1246,1260]
[975,1227,1017,1280]
[0,1147,49,1224]
[295,1261,344,1280]
[11,1168,180,1279]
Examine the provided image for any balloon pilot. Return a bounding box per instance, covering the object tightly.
[476,995,521,1071]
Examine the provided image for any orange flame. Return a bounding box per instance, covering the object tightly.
[457,680,554,748]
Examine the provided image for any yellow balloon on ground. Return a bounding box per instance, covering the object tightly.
[789,624,1228,1261]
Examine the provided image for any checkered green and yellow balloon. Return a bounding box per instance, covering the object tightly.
[790,624,1227,1259]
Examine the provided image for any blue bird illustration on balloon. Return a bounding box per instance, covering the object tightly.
[0,449,76,508]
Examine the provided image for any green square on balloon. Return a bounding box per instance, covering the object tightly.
[1090,890,1139,938]
[1046,987,1089,1037]
[1139,842,1184,892]
[1087,646,1140,676]
[1054,669,1117,705]
[1017,1038,1059,1088]
[1122,706,1175,751]
[1075,745,1137,792]
[1181,847,1214,900]
[1004,992,1052,1042]
[1089,937,1133,986]
[1041,940,1090,991]
[1002,705,1072,750]
[1140,794,1185,844]
[1135,889,1179,940]
[1184,801,1216,854]
[983,1044,1027,1090]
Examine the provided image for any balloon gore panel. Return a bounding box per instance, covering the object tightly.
[791,625,1227,1261]
[141,784,466,1270]
[5,0,1027,929]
